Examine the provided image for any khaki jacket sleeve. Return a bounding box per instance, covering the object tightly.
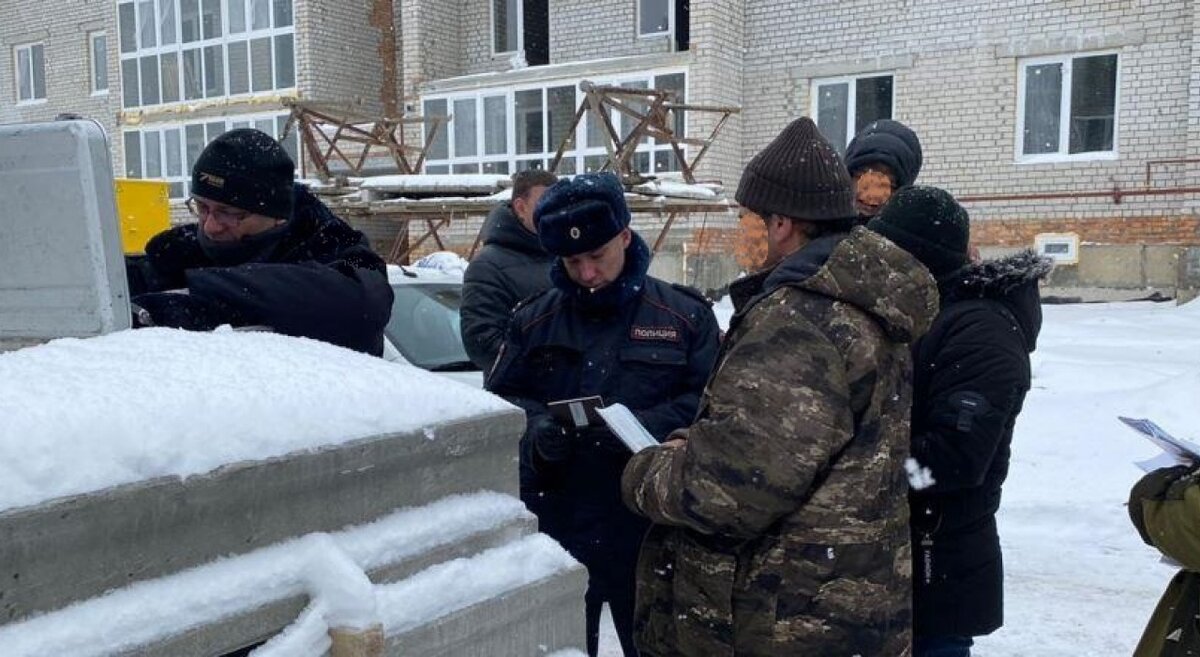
[1135,470,1200,571]
[622,294,855,539]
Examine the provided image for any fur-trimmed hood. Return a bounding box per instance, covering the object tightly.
[942,249,1052,352]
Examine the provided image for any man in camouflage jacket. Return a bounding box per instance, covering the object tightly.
[621,117,938,657]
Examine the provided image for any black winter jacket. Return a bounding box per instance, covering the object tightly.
[125,186,393,355]
[486,235,720,571]
[909,250,1051,638]
[460,203,555,371]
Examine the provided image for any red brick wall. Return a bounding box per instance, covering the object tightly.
[971,216,1200,248]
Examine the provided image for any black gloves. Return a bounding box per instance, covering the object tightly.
[131,292,242,331]
[1129,464,1194,545]
[530,415,573,463]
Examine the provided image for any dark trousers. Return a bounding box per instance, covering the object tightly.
[914,635,974,657]
[583,562,639,656]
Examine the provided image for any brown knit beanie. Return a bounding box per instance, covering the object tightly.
[735,117,856,221]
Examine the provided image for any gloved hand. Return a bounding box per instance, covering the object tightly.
[132,292,241,331]
[1129,464,1195,545]
[529,415,573,463]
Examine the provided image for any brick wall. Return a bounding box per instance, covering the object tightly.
[972,216,1200,247]
[686,0,743,189]
[399,0,466,99]
[297,0,394,114]
[549,0,673,65]
[0,0,121,169]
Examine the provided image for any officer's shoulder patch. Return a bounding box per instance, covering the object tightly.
[669,283,712,307]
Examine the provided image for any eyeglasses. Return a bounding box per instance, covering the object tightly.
[187,197,251,226]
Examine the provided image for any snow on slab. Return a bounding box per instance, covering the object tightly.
[377,533,577,634]
[629,179,719,200]
[0,328,512,511]
[412,251,470,275]
[360,174,511,194]
[0,493,529,657]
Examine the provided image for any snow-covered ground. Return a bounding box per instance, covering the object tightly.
[598,298,1200,656]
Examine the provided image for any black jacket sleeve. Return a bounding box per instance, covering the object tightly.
[633,307,721,439]
[461,259,518,372]
[910,304,1030,492]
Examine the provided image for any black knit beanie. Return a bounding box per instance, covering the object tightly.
[868,186,970,279]
[845,119,923,188]
[735,117,856,221]
[191,128,295,220]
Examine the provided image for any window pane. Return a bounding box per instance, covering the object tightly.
[138,0,156,48]
[273,0,292,27]
[201,0,222,39]
[185,123,206,171]
[251,0,270,30]
[227,41,249,93]
[165,128,182,176]
[93,35,109,92]
[855,75,893,133]
[250,37,272,92]
[227,0,245,32]
[655,73,685,138]
[160,51,180,102]
[169,182,185,198]
[182,48,203,100]
[277,115,298,162]
[551,157,575,174]
[423,99,449,160]
[1069,54,1117,154]
[816,82,849,154]
[655,149,679,173]
[274,34,294,88]
[159,0,176,44]
[493,0,518,53]
[180,0,200,42]
[586,102,610,148]
[547,85,575,155]
[1023,63,1062,155]
[203,45,223,97]
[124,132,143,178]
[453,98,478,157]
[17,49,32,101]
[582,155,608,173]
[483,95,507,155]
[515,89,543,155]
[632,151,650,174]
[482,161,509,175]
[425,164,449,174]
[122,58,140,107]
[140,55,160,105]
[144,131,162,178]
[206,121,226,142]
[31,45,46,100]
[254,118,273,135]
[516,159,546,172]
[620,80,649,146]
[639,0,670,35]
[453,163,480,174]
[119,3,137,53]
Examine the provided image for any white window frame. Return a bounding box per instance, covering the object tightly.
[90,32,110,95]
[117,0,296,110]
[123,111,299,199]
[14,42,47,104]
[421,69,689,178]
[808,72,896,152]
[1015,51,1120,164]
[637,0,674,39]
[1034,232,1079,265]
[490,0,524,56]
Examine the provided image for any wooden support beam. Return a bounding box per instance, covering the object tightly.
[329,625,384,657]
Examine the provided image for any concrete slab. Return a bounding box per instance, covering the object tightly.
[0,409,525,624]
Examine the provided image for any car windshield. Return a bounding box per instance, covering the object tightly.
[385,283,476,372]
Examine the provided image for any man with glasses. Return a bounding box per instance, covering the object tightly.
[125,128,393,355]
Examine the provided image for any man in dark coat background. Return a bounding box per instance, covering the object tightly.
[125,128,393,356]
[868,186,1051,657]
[486,172,720,657]
[845,118,923,219]
[460,169,559,371]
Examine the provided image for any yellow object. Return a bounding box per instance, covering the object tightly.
[114,179,171,254]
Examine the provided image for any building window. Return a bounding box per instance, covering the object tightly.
[811,73,893,155]
[89,33,110,94]
[123,113,298,198]
[638,0,671,37]
[422,70,688,177]
[1018,52,1118,161]
[15,43,47,103]
[117,0,295,110]
[492,0,521,55]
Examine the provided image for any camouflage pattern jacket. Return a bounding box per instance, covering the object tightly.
[621,227,938,657]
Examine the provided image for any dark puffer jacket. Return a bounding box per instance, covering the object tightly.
[460,203,555,371]
[125,185,393,355]
[909,250,1051,638]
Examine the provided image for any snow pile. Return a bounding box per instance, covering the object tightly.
[0,493,532,656]
[412,251,470,275]
[360,174,510,194]
[0,328,512,511]
[629,179,719,200]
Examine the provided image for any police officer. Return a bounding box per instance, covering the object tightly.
[486,172,719,657]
